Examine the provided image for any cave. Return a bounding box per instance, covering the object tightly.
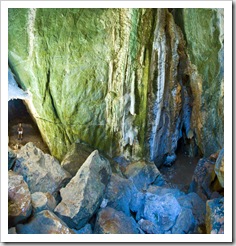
[8,99,49,153]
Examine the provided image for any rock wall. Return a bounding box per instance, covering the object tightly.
[8,8,224,165]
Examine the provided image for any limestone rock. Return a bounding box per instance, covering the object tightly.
[73,224,93,234]
[206,197,224,234]
[31,192,57,213]
[171,208,195,234]
[143,193,182,232]
[61,142,94,176]
[8,171,32,227]
[123,161,161,191]
[104,174,138,216]
[16,210,75,234]
[138,219,163,234]
[8,147,16,170]
[54,150,112,230]
[214,148,224,188]
[13,142,71,196]
[94,207,140,234]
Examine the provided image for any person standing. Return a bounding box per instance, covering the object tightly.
[17,123,23,140]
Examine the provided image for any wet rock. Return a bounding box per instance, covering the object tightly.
[138,219,163,234]
[214,148,224,188]
[130,191,146,221]
[54,150,112,230]
[13,142,71,196]
[206,197,224,234]
[94,207,140,234]
[8,227,17,234]
[143,193,182,231]
[16,210,75,234]
[105,174,138,216]
[31,192,57,213]
[123,161,161,191]
[8,147,16,170]
[8,171,32,227]
[73,224,93,234]
[177,192,206,226]
[61,142,93,176]
[171,208,195,234]
[147,185,184,198]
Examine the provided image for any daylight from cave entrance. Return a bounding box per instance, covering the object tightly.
[8,7,225,237]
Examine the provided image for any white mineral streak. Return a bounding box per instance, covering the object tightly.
[150,10,166,161]
[28,8,36,58]
[8,69,30,101]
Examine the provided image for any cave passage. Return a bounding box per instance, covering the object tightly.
[159,137,199,192]
[8,99,50,154]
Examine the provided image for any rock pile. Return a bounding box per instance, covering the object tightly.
[8,142,223,234]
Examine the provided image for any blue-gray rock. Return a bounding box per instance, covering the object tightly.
[105,174,138,216]
[214,148,224,188]
[138,219,164,234]
[147,185,185,198]
[163,154,177,167]
[8,147,16,170]
[16,210,75,234]
[171,208,195,234]
[177,192,206,226]
[130,191,146,221]
[123,161,161,191]
[31,192,57,214]
[206,197,224,234]
[8,171,32,227]
[73,224,93,234]
[143,193,182,231]
[54,150,112,230]
[94,207,140,234]
[13,142,71,196]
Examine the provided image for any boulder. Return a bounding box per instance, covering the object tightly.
[13,142,71,196]
[104,174,137,216]
[94,207,140,234]
[31,192,57,213]
[143,193,182,232]
[206,197,224,234]
[73,224,93,234]
[8,171,32,227]
[8,147,16,170]
[147,185,184,198]
[171,208,195,234]
[130,191,146,221]
[54,150,112,230]
[123,161,161,191]
[177,192,206,226]
[138,219,163,234]
[61,142,93,176]
[214,148,224,188]
[16,210,75,234]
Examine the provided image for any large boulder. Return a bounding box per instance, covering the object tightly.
[8,171,32,227]
[171,208,195,234]
[13,142,71,196]
[104,174,138,216]
[8,147,16,170]
[54,150,112,230]
[31,192,57,213]
[143,193,182,232]
[16,210,75,234]
[94,207,140,234]
[123,161,161,191]
[138,219,163,234]
[61,142,94,176]
[214,148,224,188]
[206,197,224,234]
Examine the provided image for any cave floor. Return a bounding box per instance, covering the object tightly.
[159,153,199,192]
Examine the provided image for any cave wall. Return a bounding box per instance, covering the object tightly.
[8,8,224,165]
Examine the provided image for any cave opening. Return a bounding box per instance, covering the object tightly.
[8,99,50,154]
